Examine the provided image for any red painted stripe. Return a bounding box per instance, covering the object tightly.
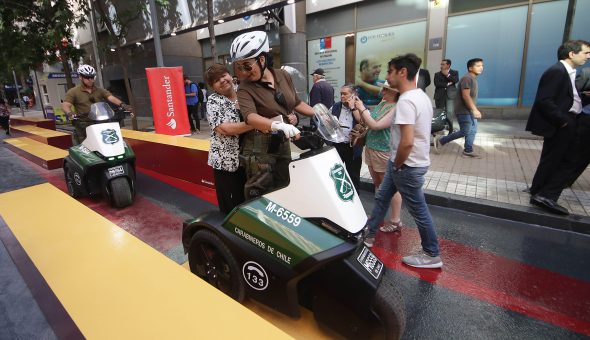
[372,230,590,336]
[136,166,218,206]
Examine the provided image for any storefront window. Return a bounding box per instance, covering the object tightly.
[571,0,590,41]
[354,21,427,106]
[522,1,568,106]
[446,6,527,106]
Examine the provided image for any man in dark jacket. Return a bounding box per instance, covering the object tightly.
[309,68,335,109]
[330,84,363,191]
[526,40,590,215]
[434,59,459,123]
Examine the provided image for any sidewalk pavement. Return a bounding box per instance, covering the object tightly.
[11,109,590,230]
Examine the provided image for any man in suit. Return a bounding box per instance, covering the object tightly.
[526,40,590,215]
[434,59,459,124]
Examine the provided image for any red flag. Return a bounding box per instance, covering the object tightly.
[146,67,191,135]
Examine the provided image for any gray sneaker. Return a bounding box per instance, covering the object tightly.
[402,251,443,269]
[462,150,482,159]
[364,235,376,248]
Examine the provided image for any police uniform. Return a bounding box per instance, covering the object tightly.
[63,84,112,144]
[237,68,301,199]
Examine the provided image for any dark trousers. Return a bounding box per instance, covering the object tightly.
[334,142,362,192]
[200,102,207,119]
[542,114,590,200]
[187,105,200,131]
[435,94,455,131]
[530,113,578,199]
[72,118,94,145]
[214,167,247,215]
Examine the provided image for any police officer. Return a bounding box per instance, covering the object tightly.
[231,31,315,198]
[62,64,133,144]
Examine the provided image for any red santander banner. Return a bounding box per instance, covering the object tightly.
[146,67,191,136]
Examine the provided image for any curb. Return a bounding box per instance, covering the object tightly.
[359,179,590,236]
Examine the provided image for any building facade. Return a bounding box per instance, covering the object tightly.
[37,0,590,120]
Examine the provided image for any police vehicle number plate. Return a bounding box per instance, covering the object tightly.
[107,165,124,177]
[357,246,384,279]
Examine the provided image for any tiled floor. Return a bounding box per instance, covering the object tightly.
[360,134,590,217]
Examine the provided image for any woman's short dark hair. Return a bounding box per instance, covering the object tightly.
[205,63,230,88]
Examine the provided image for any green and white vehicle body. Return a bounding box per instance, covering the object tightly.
[63,103,136,208]
[183,105,405,339]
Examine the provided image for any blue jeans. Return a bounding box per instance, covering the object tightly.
[440,114,477,153]
[366,161,440,256]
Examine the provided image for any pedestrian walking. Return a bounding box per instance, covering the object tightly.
[184,76,200,133]
[198,82,207,120]
[434,58,484,158]
[363,53,442,269]
[526,40,590,215]
[0,98,11,135]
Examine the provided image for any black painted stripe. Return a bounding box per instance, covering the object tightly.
[0,216,84,340]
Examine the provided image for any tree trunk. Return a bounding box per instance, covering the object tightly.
[117,48,138,130]
[96,0,138,130]
[207,0,217,63]
[62,59,75,89]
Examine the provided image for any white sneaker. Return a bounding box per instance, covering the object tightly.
[402,251,443,269]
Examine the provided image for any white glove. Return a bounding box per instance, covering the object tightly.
[271,121,300,138]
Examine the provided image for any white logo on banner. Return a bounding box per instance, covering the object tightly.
[166,118,177,129]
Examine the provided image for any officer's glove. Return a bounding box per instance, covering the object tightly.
[271,121,300,138]
[119,103,134,117]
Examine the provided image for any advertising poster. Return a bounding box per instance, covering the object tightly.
[146,67,190,136]
[307,35,346,102]
[355,22,427,106]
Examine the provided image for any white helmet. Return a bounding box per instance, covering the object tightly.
[77,64,96,77]
[230,31,269,62]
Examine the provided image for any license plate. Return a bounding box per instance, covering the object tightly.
[357,246,384,279]
[107,165,124,177]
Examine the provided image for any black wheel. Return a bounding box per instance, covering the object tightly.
[371,269,406,340]
[108,177,133,208]
[188,229,245,302]
[64,163,82,198]
[444,117,454,134]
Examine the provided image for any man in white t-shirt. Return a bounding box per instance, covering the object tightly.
[361,53,442,269]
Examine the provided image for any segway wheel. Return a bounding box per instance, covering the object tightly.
[188,230,245,302]
[64,163,82,198]
[109,177,133,208]
[371,269,406,340]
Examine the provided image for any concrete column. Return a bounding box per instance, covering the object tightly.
[279,1,308,102]
[425,0,449,101]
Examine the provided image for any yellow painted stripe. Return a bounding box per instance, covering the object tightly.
[4,137,67,160]
[0,184,290,339]
[180,262,337,340]
[11,117,52,123]
[122,129,210,151]
[11,125,69,138]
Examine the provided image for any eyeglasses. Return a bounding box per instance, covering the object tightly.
[235,62,254,72]
[81,75,95,80]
